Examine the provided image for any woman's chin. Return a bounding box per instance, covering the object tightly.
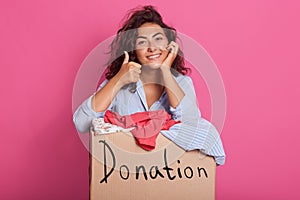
[143,62,162,69]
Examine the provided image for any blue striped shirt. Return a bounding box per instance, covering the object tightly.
[73,74,225,165]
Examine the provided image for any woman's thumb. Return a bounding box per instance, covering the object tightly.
[123,51,129,64]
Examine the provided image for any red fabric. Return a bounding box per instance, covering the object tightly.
[104,110,180,151]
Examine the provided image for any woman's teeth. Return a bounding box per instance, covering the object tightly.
[147,54,160,59]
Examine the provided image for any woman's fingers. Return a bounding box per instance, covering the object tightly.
[123,51,129,64]
[128,61,142,69]
[166,41,179,54]
[127,61,141,82]
[163,41,179,68]
[128,62,142,73]
[118,52,142,85]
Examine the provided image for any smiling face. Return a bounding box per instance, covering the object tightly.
[135,23,169,68]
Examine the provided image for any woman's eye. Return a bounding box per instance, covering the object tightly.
[155,37,163,41]
[137,40,146,46]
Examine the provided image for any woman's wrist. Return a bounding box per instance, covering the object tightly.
[111,73,126,90]
[160,66,173,80]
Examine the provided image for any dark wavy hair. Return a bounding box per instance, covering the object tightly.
[105,5,189,80]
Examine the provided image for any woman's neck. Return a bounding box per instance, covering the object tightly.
[140,67,163,85]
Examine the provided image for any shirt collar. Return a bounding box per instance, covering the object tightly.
[136,79,149,111]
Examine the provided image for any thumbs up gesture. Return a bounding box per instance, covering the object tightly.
[116,51,142,86]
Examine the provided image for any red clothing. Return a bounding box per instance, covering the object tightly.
[104,110,180,151]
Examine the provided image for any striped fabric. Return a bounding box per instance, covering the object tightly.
[73,75,225,165]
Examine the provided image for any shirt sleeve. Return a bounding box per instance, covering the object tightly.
[169,75,201,121]
[73,80,116,133]
[162,75,226,166]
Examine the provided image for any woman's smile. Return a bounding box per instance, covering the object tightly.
[146,53,162,60]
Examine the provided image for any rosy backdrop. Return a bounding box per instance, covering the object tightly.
[1,0,299,199]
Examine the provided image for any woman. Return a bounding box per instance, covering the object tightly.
[73,5,225,165]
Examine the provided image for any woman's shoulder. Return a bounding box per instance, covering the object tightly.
[174,73,193,84]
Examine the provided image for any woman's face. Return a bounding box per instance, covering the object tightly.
[135,23,169,68]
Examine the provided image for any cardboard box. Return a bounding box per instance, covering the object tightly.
[90,131,216,200]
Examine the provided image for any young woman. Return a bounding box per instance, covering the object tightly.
[73,5,225,165]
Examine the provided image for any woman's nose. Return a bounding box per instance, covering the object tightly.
[147,41,157,52]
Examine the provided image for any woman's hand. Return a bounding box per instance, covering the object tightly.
[161,41,179,72]
[115,51,142,86]
[159,41,185,108]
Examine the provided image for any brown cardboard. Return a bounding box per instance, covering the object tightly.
[90,131,216,200]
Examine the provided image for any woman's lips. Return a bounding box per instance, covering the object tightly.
[146,53,161,60]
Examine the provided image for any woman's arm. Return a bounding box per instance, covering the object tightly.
[93,51,141,112]
[161,68,185,108]
[73,79,117,133]
[73,51,141,133]
[92,75,124,112]
[160,41,185,108]
[168,75,200,121]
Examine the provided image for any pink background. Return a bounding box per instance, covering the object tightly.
[1,0,299,199]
